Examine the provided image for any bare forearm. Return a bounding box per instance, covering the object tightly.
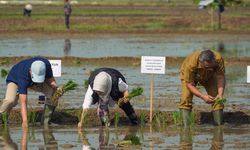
[80,108,88,124]
[47,77,58,90]
[186,83,203,98]
[217,75,225,96]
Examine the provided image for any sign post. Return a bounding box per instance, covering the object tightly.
[49,60,62,77]
[141,56,165,122]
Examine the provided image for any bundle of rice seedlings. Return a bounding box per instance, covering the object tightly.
[127,87,144,99]
[215,98,227,104]
[51,80,78,105]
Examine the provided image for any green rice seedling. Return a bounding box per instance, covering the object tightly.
[1,59,11,65]
[77,109,82,122]
[118,135,141,147]
[1,69,8,78]
[215,98,227,104]
[188,112,196,127]
[114,112,120,127]
[28,111,37,126]
[154,112,166,130]
[83,79,89,89]
[139,112,146,126]
[28,105,38,126]
[74,59,81,65]
[82,111,88,125]
[1,112,8,126]
[172,111,182,125]
[127,87,144,99]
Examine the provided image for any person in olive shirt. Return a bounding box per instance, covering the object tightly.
[0,57,58,128]
[179,50,225,127]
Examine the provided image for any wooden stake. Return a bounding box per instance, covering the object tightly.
[150,74,154,123]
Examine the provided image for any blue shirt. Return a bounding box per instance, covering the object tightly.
[6,57,53,94]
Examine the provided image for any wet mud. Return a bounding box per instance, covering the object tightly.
[2,108,249,127]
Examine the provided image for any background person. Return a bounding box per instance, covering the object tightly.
[64,0,72,29]
[0,57,59,128]
[78,68,138,128]
[179,50,225,127]
[23,4,32,17]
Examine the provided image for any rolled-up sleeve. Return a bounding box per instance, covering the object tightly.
[118,78,128,92]
[82,85,94,109]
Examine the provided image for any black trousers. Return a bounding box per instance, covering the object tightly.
[119,101,138,124]
[65,15,70,29]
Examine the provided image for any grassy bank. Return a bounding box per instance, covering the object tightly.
[0,1,250,33]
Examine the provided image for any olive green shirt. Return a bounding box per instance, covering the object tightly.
[180,50,225,84]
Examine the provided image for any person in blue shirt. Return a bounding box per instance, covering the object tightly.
[0,57,58,128]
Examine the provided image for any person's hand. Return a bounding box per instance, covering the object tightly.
[22,121,28,129]
[214,94,223,101]
[201,94,215,104]
[77,122,83,129]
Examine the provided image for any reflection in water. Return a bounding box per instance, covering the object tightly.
[43,129,58,150]
[99,127,110,149]
[210,126,224,150]
[218,41,225,53]
[180,128,193,150]
[0,127,18,150]
[179,126,224,150]
[79,127,140,149]
[78,129,93,150]
[64,39,71,56]
[21,128,28,150]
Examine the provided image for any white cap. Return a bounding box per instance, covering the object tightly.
[25,4,32,10]
[31,60,46,83]
[93,72,109,94]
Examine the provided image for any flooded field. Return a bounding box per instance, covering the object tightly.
[1,125,250,149]
[0,34,250,149]
[1,34,250,58]
[1,34,250,112]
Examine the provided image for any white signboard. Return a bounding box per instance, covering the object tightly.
[141,56,165,74]
[49,60,61,77]
[247,66,250,83]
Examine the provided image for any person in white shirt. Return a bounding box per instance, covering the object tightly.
[78,68,138,128]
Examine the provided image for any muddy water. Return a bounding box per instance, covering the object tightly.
[1,34,250,58]
[1,125,250,149]
[1,34,250,111]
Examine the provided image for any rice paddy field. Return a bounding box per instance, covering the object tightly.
[0,0,250,149]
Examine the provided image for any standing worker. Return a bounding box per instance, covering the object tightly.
[78,68,138,128]
[179,50,226,127]
[0,57,60,128]
[64,0,72,29]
